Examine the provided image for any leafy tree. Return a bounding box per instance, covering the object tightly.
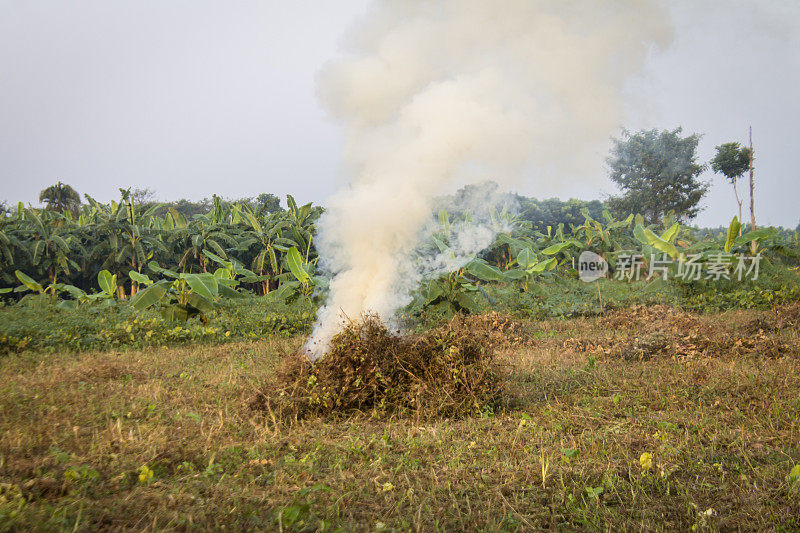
[39,181,81,215]
[254,193,284,215]
[710,142,752,221]
[606,128,709,224]
[130,187,157,206]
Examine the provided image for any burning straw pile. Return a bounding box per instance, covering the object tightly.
[253,315,508,421]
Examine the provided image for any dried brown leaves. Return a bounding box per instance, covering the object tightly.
[252,314,509,422]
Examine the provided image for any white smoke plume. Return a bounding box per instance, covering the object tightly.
[305,0,673,358]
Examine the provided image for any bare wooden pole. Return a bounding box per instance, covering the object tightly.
[733,179,743,223]
[748,126,757,254]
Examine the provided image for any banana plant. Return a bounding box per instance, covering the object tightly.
[573,210,634,257]
[281,196,319,267]
[174,221,239,273]
[0,221,23,283]
[501,247,558,291]
[414,253,517,317]
[84,190,166,297]
[732,226,781,255]
[12,269,114,308]
[633,222,681,260]
[285,195,317,232]
[412,240,509,317]
[272,246,327,303]
[18,208,78,284]
[128,261,243,322]
[54,270,118,308]
[14,270,58,298]
[236,206,299,294]
[416,270,485,316]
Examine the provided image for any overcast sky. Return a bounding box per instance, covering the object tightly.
[1,1,798,228]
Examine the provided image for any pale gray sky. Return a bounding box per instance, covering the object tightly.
[1,1,798,228]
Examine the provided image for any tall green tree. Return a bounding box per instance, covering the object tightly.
[254,193,283,215]
[710,142,752,222]
[39,181,81,216]
[606,128,709,224]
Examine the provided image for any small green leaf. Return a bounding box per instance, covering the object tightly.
[431,236,449,254]
[438,209,450,234]
[425,280,445,301]
[735,227,777,245]
[788,464,800,484]
[202,249,228,266]
[530,257,557,273]
[516,248,537,269]
[218,284,243,299]
[98,270,117,296]
[59,284,87,300]
[497,234,531,251]
[273,280,301,301]
[148,261,178,278]
[455,292,479,312]
[129,271,153,286]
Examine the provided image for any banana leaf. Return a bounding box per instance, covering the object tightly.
[465,259,504,282]
[633,224,679,259]
[183,273,219,300]
[98,270,117,296]
[129,280,171,310]
[724,217,741,253]
[15,270,43,293]
[286,246,310,283]
[516,248,537,269]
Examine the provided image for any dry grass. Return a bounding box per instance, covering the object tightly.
[0,306,798,531]
[253,314,508,422]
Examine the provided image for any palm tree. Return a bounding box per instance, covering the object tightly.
[39,182,82,216]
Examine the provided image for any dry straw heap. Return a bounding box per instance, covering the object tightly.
[253,315,509,422]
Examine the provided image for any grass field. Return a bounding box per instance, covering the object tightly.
[1,305,799,531]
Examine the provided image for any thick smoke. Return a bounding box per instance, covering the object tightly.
[306,0,672,358]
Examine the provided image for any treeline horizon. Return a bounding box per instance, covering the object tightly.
[4,183,798,234]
